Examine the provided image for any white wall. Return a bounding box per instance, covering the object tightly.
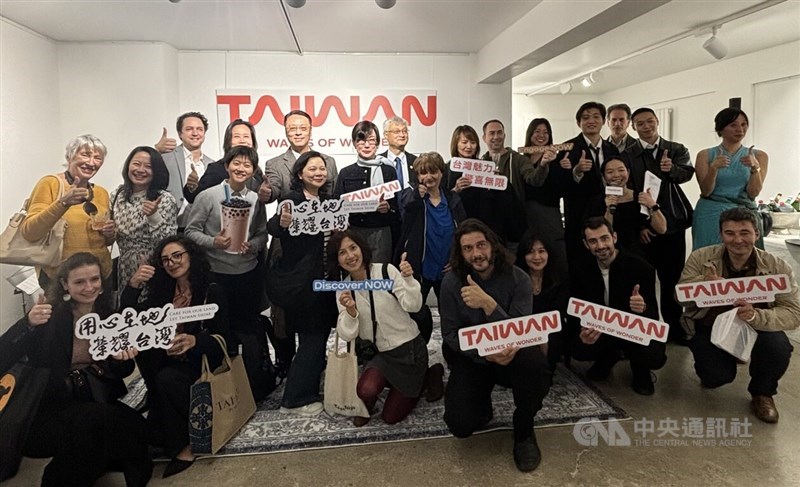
[0,19,61,331]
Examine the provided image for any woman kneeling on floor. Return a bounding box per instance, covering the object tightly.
[328,230,428,426]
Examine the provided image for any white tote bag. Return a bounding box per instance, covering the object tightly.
[323,333,369,417]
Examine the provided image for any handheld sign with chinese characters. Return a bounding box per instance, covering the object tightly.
[450,157,497,174]
[285,199,350,236]
[458,311,561,356]
[75,303,219,361]
[675,274,791,308]
[517,143,574,155]
[567,298,668,345]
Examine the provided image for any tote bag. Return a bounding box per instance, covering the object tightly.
[188,335,256,455]
[0,176,67,267]
[323,333,369,418]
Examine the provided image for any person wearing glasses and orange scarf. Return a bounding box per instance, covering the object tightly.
[121,235,229,479]
[20,134,116,286]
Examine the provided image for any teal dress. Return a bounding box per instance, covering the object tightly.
[692,145,763,250]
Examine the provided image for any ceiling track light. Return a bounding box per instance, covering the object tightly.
[703,25,728,60]
[559,82,572,95]
[376,0,397,9]
[285,0,306,7]
[580,73,596,88]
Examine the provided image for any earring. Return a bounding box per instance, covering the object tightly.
[62,293,71,302]
[98,289,103,295]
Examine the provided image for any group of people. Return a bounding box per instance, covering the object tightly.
[2,101,797,484]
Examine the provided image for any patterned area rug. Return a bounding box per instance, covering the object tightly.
[122,308,628,457]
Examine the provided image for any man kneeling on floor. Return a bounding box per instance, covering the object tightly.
[678,207,799,423]
[440,219,552,472]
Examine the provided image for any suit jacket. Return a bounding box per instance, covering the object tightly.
[162,144,215,219]
[380,150,418,189]
[264,149,338,203]
[606,134,638,153]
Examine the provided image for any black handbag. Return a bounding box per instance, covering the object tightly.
[663,182,694,232]
[265,245,317,308]
[0,361,50,481]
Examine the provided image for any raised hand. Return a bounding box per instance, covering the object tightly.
[574,150,593,173]
[376,193,389,214]
[659,149,672,172]
[630,284,646,313]
[258,178,272,203]
[214,227,231,249]
[279,202,293,229]
[155,127,177,154]
[142,195,163,217]
[100,219,116,240]
[711,151,730,170]
[741,145,759,170]
[704,263,722,281]
[398,252,413,277]
[559,152,572,170]
[733,299,757,322]
[27,293,52,326]
[638,188,656,208]
[339,291,357,317]
[452,176,471,193]
[186,163,199,192]
[540,147,558,165]
[130,259,155,289]
[461,275,497,314]
[60,176,90,207]
[417,183,428,199]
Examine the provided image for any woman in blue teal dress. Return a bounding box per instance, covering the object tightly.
[692,108,769,250]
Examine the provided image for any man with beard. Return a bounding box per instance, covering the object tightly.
[439,219,551,472]
[570,217,666,395]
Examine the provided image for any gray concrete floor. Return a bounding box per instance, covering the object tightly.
[9,339,799,487]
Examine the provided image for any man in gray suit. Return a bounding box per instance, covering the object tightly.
[262,110,338,203]
[379,116,418,190]
[161,111,215,229]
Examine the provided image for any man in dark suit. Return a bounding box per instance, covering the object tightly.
[626,107,695,343]
[380,116,417,190]
[606,103,638,152]
[159,112,216,230]
[262,110,338,203]
[571,217,667,395]
[558,102,620,265]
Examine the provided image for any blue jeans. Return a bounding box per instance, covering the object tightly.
[281,332,330,408]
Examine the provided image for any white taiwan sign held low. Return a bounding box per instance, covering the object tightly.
[675,274,791,308]
[567,298,668,345]
[458,311,561,356]
[340,180,400,201]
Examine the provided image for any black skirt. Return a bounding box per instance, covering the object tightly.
[366,334,428,398]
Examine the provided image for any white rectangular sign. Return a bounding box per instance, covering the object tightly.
[605,186,624,196]
[518,143,574,154]
[340,180,401,202]
[567,298,668,345]
[462,173,508,191]
[458,311,561,356]
[450,157,497,175]
[675,274,791,308]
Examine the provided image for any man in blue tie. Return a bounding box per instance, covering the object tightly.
[380,116,418,190]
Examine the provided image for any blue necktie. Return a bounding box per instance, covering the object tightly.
[395,157,404,189]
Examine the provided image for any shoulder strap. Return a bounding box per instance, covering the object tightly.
[109,184,123,219]
[366,266,378,342]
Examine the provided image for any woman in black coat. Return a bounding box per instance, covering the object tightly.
[120,235,229,478]
[267,151,336,417]
[0,253,151,486]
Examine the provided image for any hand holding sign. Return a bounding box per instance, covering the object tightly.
[630,285,646,313]
[540,147,558,165]
[733,299,757,322]
[112,348,139,361]
[279,202,292,229]
[258,178,272,203]
[142,195,163,217]
[452,176,471,192]
[339,291,357,317]
[155,127,177,154]
[659,149,672,172]
[167,333,196,356]
[27,293,52,326]
[398,252,413,277]
[376,193,390,214]
[213,227,231,249]
[485,345,519,366]
[579,328,602,345]
[186,163,199,192]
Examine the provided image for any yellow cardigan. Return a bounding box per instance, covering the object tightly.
[20,174,112,279]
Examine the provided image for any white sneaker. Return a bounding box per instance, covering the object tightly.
[280,402,323,416]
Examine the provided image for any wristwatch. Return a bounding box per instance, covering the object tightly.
[649,204,661,213]
[750,165,761,174]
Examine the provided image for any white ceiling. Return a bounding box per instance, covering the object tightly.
[1,0,797,96]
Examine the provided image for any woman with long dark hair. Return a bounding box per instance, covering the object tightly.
[328,229,428,426]
[110,146,177,294]
[0,253,151,486]
[121,235,228,478]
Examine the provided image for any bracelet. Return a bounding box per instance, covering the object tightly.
[750,166,761,174]
[745,310,757,323]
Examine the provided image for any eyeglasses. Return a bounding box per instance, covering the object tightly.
[356,138,378,146]
[286,125,310,134]
[159,251,188,267]
[386,129,409,135]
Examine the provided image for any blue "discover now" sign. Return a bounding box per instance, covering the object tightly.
[312,279,395,292]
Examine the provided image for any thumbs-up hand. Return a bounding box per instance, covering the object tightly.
[129,259,155,289]
[630,284,646,313]
[339,291,357,317]
[659,149,672,172]
[142,195,163,217]
[279,202,293,229]
[461,274,497,314]
[214,227,231,249]
[27,293,52,326]
[703,263,722,281]
[559,152,572,170]
[741,145,759,171]
[376,193,390,214]
[186,163,199,192]
[398,252,413,277]
[59,175,90,207]
[711,151,730,170]
[575,150,593,174]
[155,127,177,154]
[258,178,272,203]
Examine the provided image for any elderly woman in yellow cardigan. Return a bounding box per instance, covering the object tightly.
[21,134,116,286]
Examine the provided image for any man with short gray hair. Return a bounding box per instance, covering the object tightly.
[380,116,417,190]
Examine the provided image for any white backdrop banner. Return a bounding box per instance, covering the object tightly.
[216,90,438,161]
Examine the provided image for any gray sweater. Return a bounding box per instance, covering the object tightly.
[184,182,267,275]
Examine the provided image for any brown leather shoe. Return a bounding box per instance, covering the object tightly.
[751,395,779,423]
[353,416,371,427]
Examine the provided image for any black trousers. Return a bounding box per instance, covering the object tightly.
[570,331,667,373]
[25,401,152,487]
[443,345,551,441]
[688,325,793,397]
[642,230,686,338]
